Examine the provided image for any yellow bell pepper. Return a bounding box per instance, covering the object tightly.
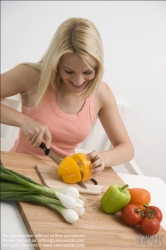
[57,153,92,184]
[72,153,92,182]
[57,156,81,184]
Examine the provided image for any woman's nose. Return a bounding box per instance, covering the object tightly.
[72,75,84,86]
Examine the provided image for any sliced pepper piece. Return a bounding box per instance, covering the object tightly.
[57,153,92,184]
[57,156,81,184]
[71,153,92,182]
[101,184,131,214]
[128,188,151,210]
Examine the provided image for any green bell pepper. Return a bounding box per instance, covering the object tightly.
[100,184,131,214]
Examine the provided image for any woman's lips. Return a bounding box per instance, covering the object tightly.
[69,80,88,88]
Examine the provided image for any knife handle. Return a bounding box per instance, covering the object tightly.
[39,142,50,155]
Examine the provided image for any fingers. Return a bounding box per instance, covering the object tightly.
[87,150,105,176]
[27,133,38,145]
[26,125,52,148]
[87,150,98,162]
[43,128,52,148]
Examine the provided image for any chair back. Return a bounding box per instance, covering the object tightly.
[76,103,144,175]
[1,96,21,151]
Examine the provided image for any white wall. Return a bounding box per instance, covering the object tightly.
[1,1,166,182]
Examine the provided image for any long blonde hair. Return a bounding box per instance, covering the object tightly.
[23,17,104,104]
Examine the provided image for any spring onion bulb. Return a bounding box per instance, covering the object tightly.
[55,191,83,209]
[76,198,85,207]
[61,209,79,223]
[73,206,85,216]
[58,187,79,200]
[47,204,79,223]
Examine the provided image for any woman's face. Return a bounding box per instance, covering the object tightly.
[58,54,96,93]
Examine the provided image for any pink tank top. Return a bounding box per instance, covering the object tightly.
[10,90,96,158]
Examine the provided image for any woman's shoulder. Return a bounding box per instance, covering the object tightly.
[96,81,115,102]
[95,81,117,113]
[14,64,40,84]
[2,64,39,78]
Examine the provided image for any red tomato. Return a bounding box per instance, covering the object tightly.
[143,206,163,222]
[140,217,160,235]
[121,204,143,226]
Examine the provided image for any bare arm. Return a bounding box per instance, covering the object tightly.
[1,65,29,126]
[88,82,134,175]
[0,65,52,148]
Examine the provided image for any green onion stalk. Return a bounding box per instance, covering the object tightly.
[0,165,85,223]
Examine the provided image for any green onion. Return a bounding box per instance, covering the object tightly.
[45,204,79,223]
[4,168,43,186]
[1,191,35,199]
[1,182,39,192]
[2,194,63,207]
[2,193,79,223]
[0,165,85,223]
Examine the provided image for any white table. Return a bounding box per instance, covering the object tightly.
[1,201,35,250]
[1,174,166,250]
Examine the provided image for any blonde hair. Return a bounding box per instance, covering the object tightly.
[23,17,104,104]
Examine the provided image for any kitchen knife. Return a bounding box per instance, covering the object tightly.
[39,142,87,189]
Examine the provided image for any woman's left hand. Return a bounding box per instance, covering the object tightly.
[87,150,105,177]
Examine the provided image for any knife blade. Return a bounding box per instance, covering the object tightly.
[39,142,87,189]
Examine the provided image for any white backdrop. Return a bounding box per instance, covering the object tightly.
[1,1,166,182]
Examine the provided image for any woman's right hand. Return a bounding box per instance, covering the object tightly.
[20,116,52,148]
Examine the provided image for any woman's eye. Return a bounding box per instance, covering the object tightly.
[64,69,93,75]
[84,71,92,75]
[64,70,73,74]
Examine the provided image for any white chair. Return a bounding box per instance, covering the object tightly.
[76,103,144,175]
[1,96,21,151]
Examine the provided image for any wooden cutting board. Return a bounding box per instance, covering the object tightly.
[2,152,166,250]
[35,164,103,194]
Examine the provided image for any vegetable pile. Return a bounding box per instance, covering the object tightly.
[0,165,86,224]
[100,184,163,235]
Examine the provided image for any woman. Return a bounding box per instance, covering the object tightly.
[1,17,134,176]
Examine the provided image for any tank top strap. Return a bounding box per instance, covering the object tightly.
[88,92,97,125]
[22,91,50,115]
